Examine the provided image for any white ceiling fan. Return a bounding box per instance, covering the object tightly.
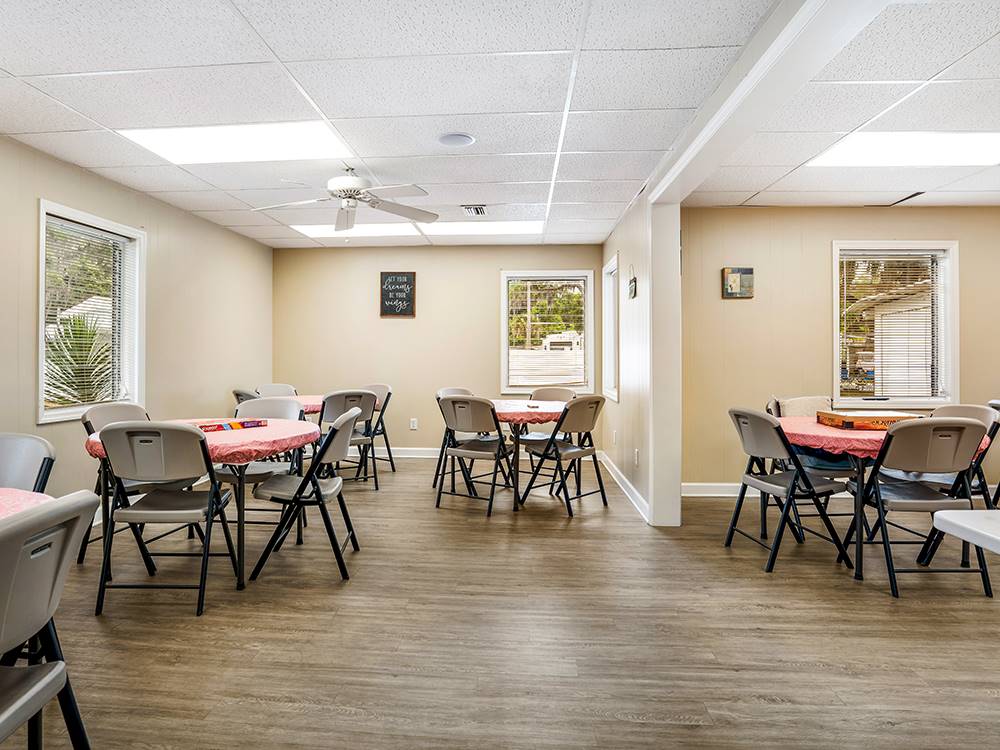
[252,167,439,231]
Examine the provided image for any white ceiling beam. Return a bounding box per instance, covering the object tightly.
[647,0,891,205]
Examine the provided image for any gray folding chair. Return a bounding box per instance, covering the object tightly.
[432,387,472,489]
[846,417,991,597]
[521,396,608,517]
[0,491,99,749]
[0,434,55,493]
[516,386,577,450]
[724,408,853,573]
[256,383,297,397]
[319,390,380,490]
[362,383,396,472]
[232,388,258,414]
[216,397,304,485]
[435,396,514,516]
[249,408,362,582]
[97,422,238,616]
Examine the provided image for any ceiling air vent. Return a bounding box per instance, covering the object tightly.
[462,205,488,217]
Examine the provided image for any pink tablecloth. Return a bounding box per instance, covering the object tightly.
[779,416,888,459]
[492,400,566,425]
[0,488,56,521]
[85,418,320,465]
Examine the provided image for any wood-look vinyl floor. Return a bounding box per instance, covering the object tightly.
[7,459,1000,749]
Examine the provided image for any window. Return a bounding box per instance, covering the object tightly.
[833,241,957,408]
[602,256,619,401]
[38,201,144,424]
[500,270,594,394]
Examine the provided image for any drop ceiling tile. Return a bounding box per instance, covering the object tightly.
[744,191,913,207]
[430,235,539,246]
[768,166,982,192]
[563,109,694,152]
[572,49,741,111]
[557,151,662,181]
[227,188,329,209]
[29,64,317,129]
[864,81,1000,132]
[266,238,323,248]
[233,225,312,240]
[233,0,583,59]
[290,54,571,118]
[319,236,430,248]
[549,202,626,219]
[0,1,270,76]
[697,166,790,192]
[940,34,1000,80]
[901,191,1000,206]
[90,165,214,192]
[406,182,552,205]
[265,205,410,225]
[151,191,251,211]
[332,113,562,157]
[544,233,608,244]
[185,160,372,191]
[681,192,755,207]
[545,219,617,234]
[194,210,280,227]
[758,82,918,132]
[430,204,547,221]
[816,2,1000,82]
[13,130,166,168]
[934,166,1000,192]
[584,0,774,49]
[365,154,555,185]
[0,79,95,133]
[723,132,844,167]
[552,180,642,203]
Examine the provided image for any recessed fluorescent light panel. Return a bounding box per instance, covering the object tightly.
[291,223,420,238]
[808,132,1000,167]
[118,121,352,164]
[419,221,544,235]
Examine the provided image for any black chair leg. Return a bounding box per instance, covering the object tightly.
[764,490,795,573]
[554,460,573,517]
[975,544,993,597]
[217,506,239,577]
[874,495,899,598]
[486,458,500,517]
[337,492,360,550]
[195,507,216,616]
[759,494,768,539]
[724,483,748,547]
[370,441,380,490]
[810,495,853,569]
[94,516,115,616]
[126,523,157,577]
[250,505,297,581]
[591,454,609,506]
[317,502,349,580]
[382,430,396,472]
[38,619,91,750]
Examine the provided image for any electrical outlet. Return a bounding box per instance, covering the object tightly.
[612,430,617,446]
[634,448,640,467]
[409,418,418,430]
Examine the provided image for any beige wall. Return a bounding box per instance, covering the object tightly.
[681,205,1000,483]
[272,243,603,449]
[0,135,273,496]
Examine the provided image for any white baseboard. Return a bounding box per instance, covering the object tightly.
[682,482,745,498]
[597,451,651,523]
[385,446,440,459]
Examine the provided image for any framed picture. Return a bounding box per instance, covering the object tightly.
[380,271,416,317]
[721,267,754,299]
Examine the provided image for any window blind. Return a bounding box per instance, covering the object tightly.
[837,251,945,400]
[42,215,138,413]
[506,275,588,388]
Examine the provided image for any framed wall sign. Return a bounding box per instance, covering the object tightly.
[380,271,416,317]
[721,267,754,299]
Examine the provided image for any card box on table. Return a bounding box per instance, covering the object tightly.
[197,419,268,432]
[816,411,919,431]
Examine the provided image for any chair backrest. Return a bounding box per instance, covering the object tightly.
[729,408,793,461]
[362,383,391,408]
[436,386,473,400]
[233,388,257,405]
[439,396,498,434]
[932,404,998,431]
[881,417,986,473]
[989,399,1000,412]
[236,396,303,421]
[0,434,55,492]
[101,421,211,484]
[321,390,378,425]
[559,396,605,433]
[313,408,362,467]
[773,396,831,418]
[257,383,297,397]
[0,490,99,653]
[764,397,779,416]
[81,402,149,435]
[530,387,575,402]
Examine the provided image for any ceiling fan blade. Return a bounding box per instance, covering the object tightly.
[251,197,330,212]
[369,199,439,223]
[335,206,355,232]
[364,184,428,199]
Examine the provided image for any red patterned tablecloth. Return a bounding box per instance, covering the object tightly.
[86,418,319,465]
[0,488,56,521]
[492,400,566,425]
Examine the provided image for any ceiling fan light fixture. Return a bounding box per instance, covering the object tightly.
[438,132,476,147]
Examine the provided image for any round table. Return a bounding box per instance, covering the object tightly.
[492,400,566,508]
[0,488,55,521]
[85,418,319,589]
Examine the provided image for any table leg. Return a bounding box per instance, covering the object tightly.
[38,619,90,749]
[99,460,111,581]
[235,464,247,590]
[512,429,520,512]
[853,457,865,581]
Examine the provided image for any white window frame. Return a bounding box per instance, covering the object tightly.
[500,269,595,396]
[37,200,146,425]
[831,240,959,410]
[601,255,619,402]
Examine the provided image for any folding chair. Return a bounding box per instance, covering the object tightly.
[362,383,396,472]
[232,388,258,414]
[724,409,853,573]
[520,396,608,517]
[845,417,991,598]
[0,434,55,493]
[319,390,380,490]
[256,383,297,397]
[1,491,99,749]
[249,407,362,582]
[97,422,239,616]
